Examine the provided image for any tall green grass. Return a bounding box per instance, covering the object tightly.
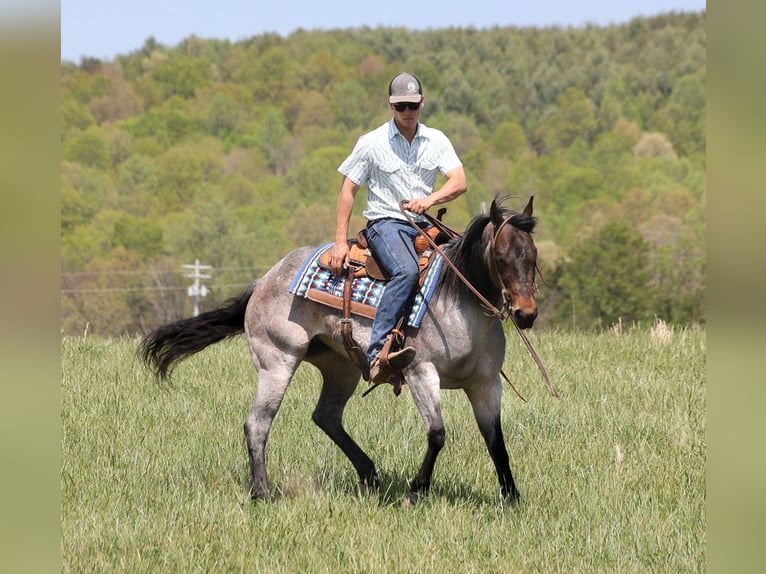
[62,326,705,572]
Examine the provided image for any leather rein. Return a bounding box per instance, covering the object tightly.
[399,201,559,400]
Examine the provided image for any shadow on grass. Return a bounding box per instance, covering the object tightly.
[233,464,517,511]
[373,471,517,510]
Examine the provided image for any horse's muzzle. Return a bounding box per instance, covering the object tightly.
[511,305,537,330]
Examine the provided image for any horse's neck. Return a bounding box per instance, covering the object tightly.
[430,287,500,330]
[430,237,503,323]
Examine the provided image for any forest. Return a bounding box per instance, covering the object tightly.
[60,11,706,336]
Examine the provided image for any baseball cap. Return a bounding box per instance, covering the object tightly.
[388,72,423,103]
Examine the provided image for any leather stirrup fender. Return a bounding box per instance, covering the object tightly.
[340,266,370,380]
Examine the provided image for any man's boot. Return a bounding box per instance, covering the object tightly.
[369,346,416,385]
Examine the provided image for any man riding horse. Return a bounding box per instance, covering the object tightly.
[328,72,467,385]
[139,74,545,505]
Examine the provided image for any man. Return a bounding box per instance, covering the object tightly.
[328,72,467,384]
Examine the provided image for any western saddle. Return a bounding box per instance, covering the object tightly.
[316,212,457,393]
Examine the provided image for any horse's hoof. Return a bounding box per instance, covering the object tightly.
[357,476,379,497]
[402,492,419,508]
[249,486,269,502]
[360,472,380,491]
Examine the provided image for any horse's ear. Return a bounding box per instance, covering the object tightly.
[490,197,504,227]
[523,196,534,217]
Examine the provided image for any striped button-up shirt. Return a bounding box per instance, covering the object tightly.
[338,118,462,221]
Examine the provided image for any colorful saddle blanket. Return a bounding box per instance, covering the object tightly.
[289,243,443,328]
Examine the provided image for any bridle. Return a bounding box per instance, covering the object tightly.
[399,201,559,399]
[488,213,529,320]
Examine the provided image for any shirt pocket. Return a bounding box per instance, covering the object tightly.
[378,158,402,175]
[377,159,403,188]
[415,149,440,172]
[416,158,439,172]
[414,157,440,185]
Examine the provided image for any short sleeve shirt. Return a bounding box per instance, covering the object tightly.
[338,118,462,221]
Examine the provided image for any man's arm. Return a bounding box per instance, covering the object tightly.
[329,176,360,275]
[405,166,467,215]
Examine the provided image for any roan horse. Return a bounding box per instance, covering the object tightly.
[139,195,538,505]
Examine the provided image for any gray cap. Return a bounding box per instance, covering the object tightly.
[388,72,423,103]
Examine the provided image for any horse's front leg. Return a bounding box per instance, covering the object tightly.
[405,366,445,505]
[465,377,520,504]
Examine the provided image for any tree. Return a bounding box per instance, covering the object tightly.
[117,154,160,215]
[553,221,653,330]
[62,125,111,169]
[151,51,212,99]
[249,45,293,105]
[87,63,142,123]
[61,96,96,139]
[596,74,628,132]
[589,131,632,177]
[204,92,247,138]
[121,98,202,149]
[550,165,605,216]
[249,108,294,176]
[155,139,224,212]
[111,214,163,260]
[285,145,348,207]
[301,49,345,92]
[490,120,529,161]
[633,132,677,159]
[543,87,598,151]
[59,16,707,335]
[639,212,705,324]
[61,247,149,336]
[289,90,333,131]
[329,79,370,132]
[653,69,705,158]
[61,160,117,233]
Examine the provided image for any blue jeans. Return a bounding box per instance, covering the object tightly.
[365,218,427,363]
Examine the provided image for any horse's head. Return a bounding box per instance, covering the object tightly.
[488,196,538,329]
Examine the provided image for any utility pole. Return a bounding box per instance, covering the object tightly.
[183,259,212,317]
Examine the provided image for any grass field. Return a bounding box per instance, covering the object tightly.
[61,325,705,572]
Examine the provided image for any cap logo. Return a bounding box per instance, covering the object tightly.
[407,81,418,93]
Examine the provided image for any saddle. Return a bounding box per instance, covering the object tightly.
[314,224,450,390]
[317,225,444,282]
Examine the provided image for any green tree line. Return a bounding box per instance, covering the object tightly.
[60,11,706,335]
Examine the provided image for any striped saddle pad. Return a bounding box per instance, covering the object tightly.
[288,243,443,328]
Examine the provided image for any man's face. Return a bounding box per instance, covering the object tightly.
[391,99,423,129]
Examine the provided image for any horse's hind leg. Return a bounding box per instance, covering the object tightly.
[465,379,520,503]
[310,355,379,491]
[243,359,300,500]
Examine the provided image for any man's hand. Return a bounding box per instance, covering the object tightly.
[329,241,350,276]
[403,197,432,215]
[403,167,467,216]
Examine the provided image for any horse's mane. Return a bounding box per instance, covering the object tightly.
[438,196,536,301]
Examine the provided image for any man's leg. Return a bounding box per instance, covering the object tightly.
[364,219,420,368]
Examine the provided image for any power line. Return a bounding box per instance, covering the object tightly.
[60,283,250,294]
[183,259,212,317]
[61,265,260,278]
[61,285,186,294]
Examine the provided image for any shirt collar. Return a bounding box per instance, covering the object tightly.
[388,117,425,141]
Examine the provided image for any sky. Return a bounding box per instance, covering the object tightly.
[60,0,706,62]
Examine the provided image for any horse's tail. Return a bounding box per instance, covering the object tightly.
[138,284,255,381]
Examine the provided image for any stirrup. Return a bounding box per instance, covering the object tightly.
[385,346,416,370]
[362,343,415,397]
[362,368,406,397]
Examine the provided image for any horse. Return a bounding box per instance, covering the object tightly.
[139,195,539,505]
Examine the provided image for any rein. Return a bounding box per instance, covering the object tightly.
[399,201,560,400]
